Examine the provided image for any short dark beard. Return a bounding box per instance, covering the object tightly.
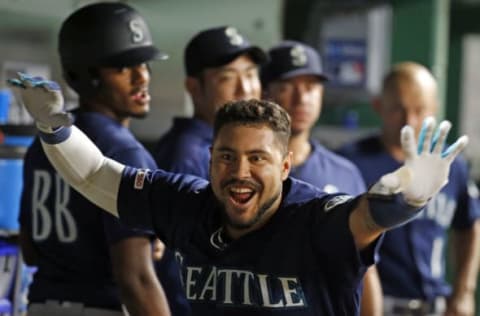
[220,188,282,230]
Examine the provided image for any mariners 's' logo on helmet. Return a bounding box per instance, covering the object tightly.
[225,27,244,46]
[290,45,307,67]
[129,19,144,43]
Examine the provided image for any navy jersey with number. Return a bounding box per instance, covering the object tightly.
[153,117,212,179]
[20,111,190,314]
[116,168,381,315]
[290,140,366,195]
[337,134,480,300]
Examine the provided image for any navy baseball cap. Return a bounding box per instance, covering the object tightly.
[184,26,268,76]
[262,40,328,85]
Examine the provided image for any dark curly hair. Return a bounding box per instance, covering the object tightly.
[213,99,291,154]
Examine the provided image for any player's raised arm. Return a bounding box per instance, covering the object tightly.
[8,73,124,217]
[350,117,469,249]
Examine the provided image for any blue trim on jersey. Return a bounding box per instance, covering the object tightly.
[38,126,71,144]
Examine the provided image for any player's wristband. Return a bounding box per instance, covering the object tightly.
[39,126,72,144]
[366,192,424,229]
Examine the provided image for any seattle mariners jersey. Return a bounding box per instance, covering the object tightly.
[290,140,366,195]
[116,169,381,315]
[20,111,190,314]
[337,134,480,300]
[153,117,213,178]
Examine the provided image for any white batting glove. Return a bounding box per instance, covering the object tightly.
[370,117,468,207]
[7,73,73,133]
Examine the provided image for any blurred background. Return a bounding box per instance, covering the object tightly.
[1,0,480,314]
[2,0,480,171]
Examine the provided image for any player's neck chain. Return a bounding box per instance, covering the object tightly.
[210,226,229,251]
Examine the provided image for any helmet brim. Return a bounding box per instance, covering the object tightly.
[274,68,329,82]
[99,46,169,67]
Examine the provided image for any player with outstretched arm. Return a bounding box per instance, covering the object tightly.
[9,74,468,316]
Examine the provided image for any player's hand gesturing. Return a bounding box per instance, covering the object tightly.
[379,117,468,206]
[7,73,72,132]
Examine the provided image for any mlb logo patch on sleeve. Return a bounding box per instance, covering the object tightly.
[324,195,353,212]
[134,169,147,190]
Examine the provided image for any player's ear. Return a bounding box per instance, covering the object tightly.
[281,151,293,180]
[185,76,201,100]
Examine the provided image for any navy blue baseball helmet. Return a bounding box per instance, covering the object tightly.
[59,2,167,95]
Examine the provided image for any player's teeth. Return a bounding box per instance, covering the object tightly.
[230,187,252,193]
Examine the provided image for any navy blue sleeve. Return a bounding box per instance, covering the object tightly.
[310,195,382,280]
[450,157,480,230]
[102,148,158,244]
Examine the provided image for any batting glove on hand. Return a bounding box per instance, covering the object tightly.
[370,117,468,207]
[7,73,72,133]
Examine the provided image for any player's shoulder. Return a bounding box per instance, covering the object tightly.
[23,136,50,168]
[336,133,382,158]
[283,178,355,216]
[312,141,363,174]
[151,168,210,194]
[156,118,211,154]
[75,112,134,143]
[163,118,211,141]
[283,177,340,205]
[80,112,144,149]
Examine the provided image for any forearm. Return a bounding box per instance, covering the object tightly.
[120,275,171,316]
[111,238,171,316]
[360,266,383,316]
[452,220,480,295]
[349,196,385,250]
[349,193,424,249]
[40,126,124,217]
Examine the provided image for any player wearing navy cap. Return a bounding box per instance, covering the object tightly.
[9,74,469,315]
[17,3,181,316]
[338,62,480,316]
[262,40,382,316]
[153,26,267,178]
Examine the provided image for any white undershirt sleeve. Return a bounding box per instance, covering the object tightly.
[41,126,124,217]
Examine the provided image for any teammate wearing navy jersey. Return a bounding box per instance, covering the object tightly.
[153,26,267,178]
[9,75,469,315]
[17,3,181,316]
[338,62,480,316]
[262,40,382,316]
